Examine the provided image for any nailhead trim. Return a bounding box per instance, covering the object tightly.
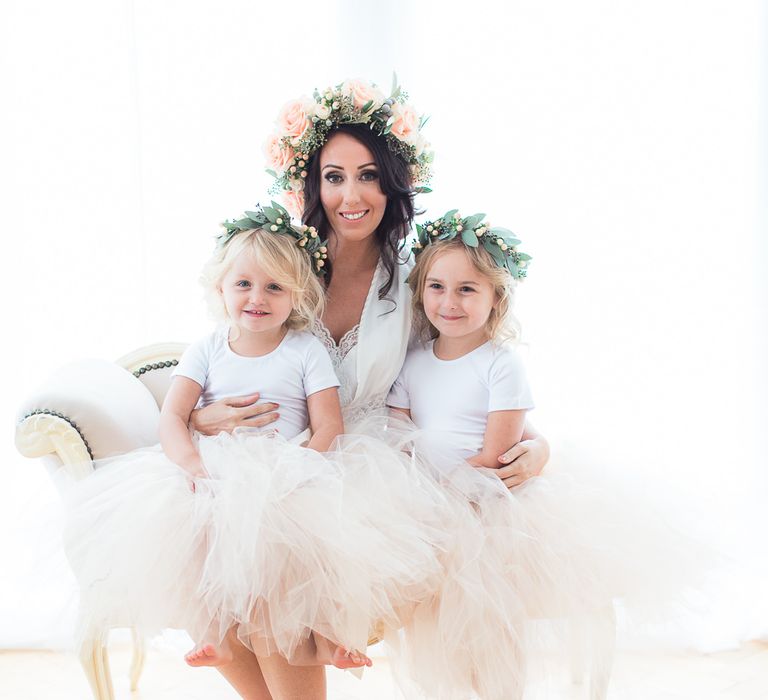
[133,359,178,378]
[21,409,94,460]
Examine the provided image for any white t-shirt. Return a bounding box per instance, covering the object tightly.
[387,340,535,460]
[173,328,340,440]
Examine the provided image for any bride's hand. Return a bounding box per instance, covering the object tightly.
[189,394,279,436]
[496,436,550,490]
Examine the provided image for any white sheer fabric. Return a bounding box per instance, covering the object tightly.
[312,258,414,427]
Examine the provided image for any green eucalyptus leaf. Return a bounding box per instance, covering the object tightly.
[517,253,532,261]
[416,186,432,194]
[484,240,506,265]
[261,206,280,223]
[461,229,479,247]
[443,209,458,222]
[361,99,374,113]
[489,226,515,237]
[234,218,254,229]
[265,168,277,178]
[463,213,486,230]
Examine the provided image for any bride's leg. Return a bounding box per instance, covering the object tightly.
[215,629,274,700]
[256,653,326,700]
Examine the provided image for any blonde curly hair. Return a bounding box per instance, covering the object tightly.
[409,238,521,345]
[200,228,324,334]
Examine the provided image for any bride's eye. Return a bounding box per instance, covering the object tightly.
[360,170,379,182]
[324,172,343,184]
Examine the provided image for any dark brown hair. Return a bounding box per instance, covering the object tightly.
[302,123,417,301]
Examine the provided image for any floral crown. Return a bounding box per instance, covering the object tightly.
[413,210,532,280]
[264,76,434,218]
[218,201,328,276]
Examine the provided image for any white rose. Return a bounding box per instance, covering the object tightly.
[314,103,331,120]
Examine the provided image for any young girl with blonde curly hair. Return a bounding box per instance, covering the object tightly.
[64,207,449,689]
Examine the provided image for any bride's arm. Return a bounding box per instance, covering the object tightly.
[494,419,550,490]
[189,393,280,436]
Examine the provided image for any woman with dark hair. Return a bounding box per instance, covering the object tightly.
[190,79,551,700]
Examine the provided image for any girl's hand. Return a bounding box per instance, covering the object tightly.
[496,436,550,490]
[189,393,279,436]
[183,457,209,493]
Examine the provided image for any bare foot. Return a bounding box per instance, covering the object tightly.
[184,642,233,668]
[331,645,373,670]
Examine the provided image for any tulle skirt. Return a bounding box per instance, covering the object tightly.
[351,411,708,700]
[61,427,447,661]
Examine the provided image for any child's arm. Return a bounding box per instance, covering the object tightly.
[159,376,206,477]
[306,387,344,452]
[467,409,528,469]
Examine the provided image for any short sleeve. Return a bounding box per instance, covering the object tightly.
[487,348,535,412]
[386,369,411,409]
[172,336,211,389]
[302,336,341,397]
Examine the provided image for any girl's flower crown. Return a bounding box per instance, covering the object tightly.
[218,201,329,276]
[264,76,434,218]
[413,210,532,280]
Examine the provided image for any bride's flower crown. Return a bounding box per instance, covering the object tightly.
[218,201,329,276]
[264,77,434,218]
[413,210,532,280]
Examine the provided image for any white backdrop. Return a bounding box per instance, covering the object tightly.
[1,0,765,649]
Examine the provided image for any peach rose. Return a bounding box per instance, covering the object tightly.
[341,79,385,111]
[276,98,313,146]
[263,133,295,174]
[282,188,305,220]
[389,103,420,145]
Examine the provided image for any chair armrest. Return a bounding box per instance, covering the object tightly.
[16,359,161,479]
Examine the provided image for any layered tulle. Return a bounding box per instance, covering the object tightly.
[351,411,707,700]
[62,447,211,648]
[196,429,446,660]
[61,427,449,662]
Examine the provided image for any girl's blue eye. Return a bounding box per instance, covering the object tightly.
[267,283,283,292]
[236,280,251,288]
[427,283,443,290]
[460,286,476,293]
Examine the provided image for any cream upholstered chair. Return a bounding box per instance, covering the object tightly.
[15,343,187,700]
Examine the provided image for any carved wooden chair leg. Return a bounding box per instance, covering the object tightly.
[129,628,146,691]
[79,635,115,700]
